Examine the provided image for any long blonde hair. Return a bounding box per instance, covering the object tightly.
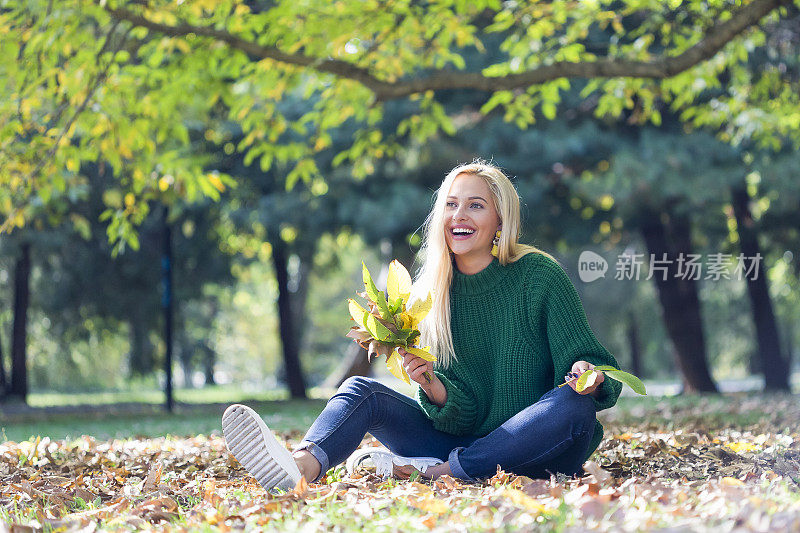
[412,161,556,369]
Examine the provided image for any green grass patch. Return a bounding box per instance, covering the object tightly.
[1,399,327,442]
[25,384,335,408]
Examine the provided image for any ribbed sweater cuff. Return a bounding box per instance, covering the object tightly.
[417,372,478,436]
[590,375,622,412]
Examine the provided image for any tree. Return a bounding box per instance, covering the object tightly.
[731,185,790,389]
[9,240,31,401]
[2,0,799,248]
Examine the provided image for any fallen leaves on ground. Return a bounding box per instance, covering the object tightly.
[1,394,799,531]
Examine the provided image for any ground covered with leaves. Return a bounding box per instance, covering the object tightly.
[2,393,799,532]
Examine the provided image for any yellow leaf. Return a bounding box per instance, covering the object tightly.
[407,495,448,514]
[124,193,135,208]
[386,351,411,385]
[407,291,433,323]
[725,441,760,454]
[118,143,133,159]
[575,369,598,392]
[348,299,367,327]
[501,488,547,513]
[208,174,226,192]
[387,259,412,306]
[396,312,413,329]
[406,346,435,362]
[721,477,745,487]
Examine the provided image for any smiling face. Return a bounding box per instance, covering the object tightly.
[444,173,502,271]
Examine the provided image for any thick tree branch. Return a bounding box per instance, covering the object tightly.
[104,0,787,100]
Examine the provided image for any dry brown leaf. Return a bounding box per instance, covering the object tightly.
[142,461,163,493]
[583,460,613,487]
[292,475,309,498]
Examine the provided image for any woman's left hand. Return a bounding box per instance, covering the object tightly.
[564,361,604,396]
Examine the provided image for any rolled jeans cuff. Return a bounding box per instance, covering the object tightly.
[294,440,329,483]
[448,447,474,481]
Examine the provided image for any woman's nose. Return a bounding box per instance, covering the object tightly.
[453,205,468,221]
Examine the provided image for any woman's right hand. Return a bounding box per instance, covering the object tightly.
[399,347,447,407]
[399,347,434,387]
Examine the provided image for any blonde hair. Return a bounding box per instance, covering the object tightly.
[412,160,556,369]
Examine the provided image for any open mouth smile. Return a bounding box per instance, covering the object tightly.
[450,226,476,240]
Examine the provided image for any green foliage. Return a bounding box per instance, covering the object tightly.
[593,366,648,395]
[2,0,799,248]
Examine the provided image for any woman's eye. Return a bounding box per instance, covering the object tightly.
[446,201,457,208]
[471,203,484,209]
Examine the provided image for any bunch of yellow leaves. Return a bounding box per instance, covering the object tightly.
[346,260,434,384]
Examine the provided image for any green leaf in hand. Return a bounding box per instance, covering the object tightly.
[365,313,395,342]
[586,365,647,395]
[362,262,392,319]
[603,369,647,395]
[559,365,646,395]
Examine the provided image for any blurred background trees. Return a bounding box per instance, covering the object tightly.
[0,0,798,404]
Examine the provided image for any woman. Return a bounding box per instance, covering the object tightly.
[222,161,622,492]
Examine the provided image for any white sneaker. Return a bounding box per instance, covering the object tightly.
[346,446,442,479]
[222,404,302,493]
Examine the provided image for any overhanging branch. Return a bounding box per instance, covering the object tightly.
[104,0,788,100]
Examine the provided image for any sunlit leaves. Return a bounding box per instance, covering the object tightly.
[347,299,367,328]
[2,0,798,249]
[405,346,435,362]
[387,259,413,307]
[407,291,432,326]
[348,260,434,384]
[362,261,391,319]
[387,350,411,385]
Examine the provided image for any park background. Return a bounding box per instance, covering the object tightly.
[0,0,799,531]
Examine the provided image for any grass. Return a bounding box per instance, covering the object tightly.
[3,388,797,443]
[1,391,798,532]
[0,398,327,442]
[23,383,336,408]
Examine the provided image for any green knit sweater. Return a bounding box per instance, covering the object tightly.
[416,252,622,461]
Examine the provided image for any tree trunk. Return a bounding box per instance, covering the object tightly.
[626,310,643,379]
[174,308,193,389]
[783,318,794,380]
[0,316,7,397]
[730,186,790,390]
[271,236,307,399]
[202,343,216,386]
[162,207,174,411]
[203,299,218,386]
[128,315,156,376]
[639,208,717,393]
[10,242,31,402]
[291,246,314,358]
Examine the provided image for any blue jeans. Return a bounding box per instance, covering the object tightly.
[296,376,597,482]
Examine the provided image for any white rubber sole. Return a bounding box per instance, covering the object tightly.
[222,404,302,493]
[346,446,442,478]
